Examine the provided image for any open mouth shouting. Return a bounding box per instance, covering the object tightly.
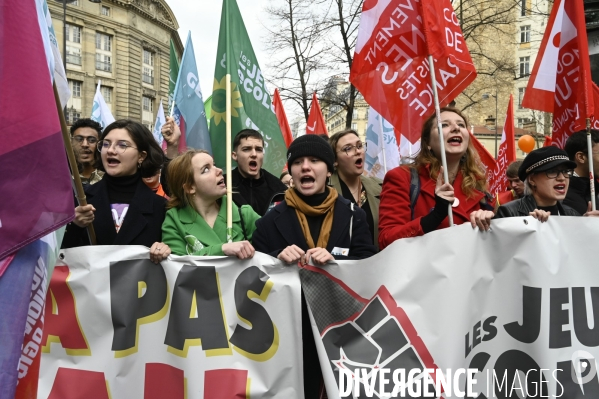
[554,183,567,195]
[355,158,364,168]
[447,136,463,146]
[299,175,316,188]
[248,160,258,172]
[106,157,121,167]
[217,178,225,187]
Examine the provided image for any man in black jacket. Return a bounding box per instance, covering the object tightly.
[227,129,288,216]
[564,130,599,215]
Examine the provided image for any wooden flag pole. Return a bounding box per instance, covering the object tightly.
[427,55,454,226]
[53,82,97,244]
[587,118,596,211]
[225,73,233,243]
[378,115,388,173]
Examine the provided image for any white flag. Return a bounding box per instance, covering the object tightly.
[91,80,115,129]
[364,107,400,179]
[152,100,166,146]
[35,0,70,107]
[398,133,420,164]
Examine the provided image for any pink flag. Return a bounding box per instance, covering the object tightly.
[273,89,293,147]
[350,0,477,143]
[521,0,594,148]
[306,92,329,136]
[488,95,517,195]
[0,0,74,260]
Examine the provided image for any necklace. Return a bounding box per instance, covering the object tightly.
[351,180,367,208]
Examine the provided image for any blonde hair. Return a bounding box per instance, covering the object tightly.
[412,107,488,197]
[166,149,211,211]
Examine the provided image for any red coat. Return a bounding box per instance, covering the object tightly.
[378,165,488,249]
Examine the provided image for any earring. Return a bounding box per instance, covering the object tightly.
[137,162,142,168]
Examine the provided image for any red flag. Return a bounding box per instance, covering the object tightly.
[487,95,517,195]
[350,0,477,143]
[543,136,553,147]
[469,131,497,191]
[521,0,594,148]
[0,0,74,259]
[273,89,293,147]
[306,92,328,136]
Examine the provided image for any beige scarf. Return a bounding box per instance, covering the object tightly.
[285,188,338,248]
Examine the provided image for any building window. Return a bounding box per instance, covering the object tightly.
[66,47,81,65]
[142,50,154,85]
[95,32,112,52]
[351,123,358,131]
[101,86,112,103]
[66,109,81,125]
[66,24,81,43]
[95,54,112,72]
[521,0,527,16]
[352,109,358,119]
[69,80,82,98]
[520,25,531,43]
[519,57,530,77]
[142,96,153,112]
[101,6,110,16]
[518,88,526,109]
[517,118,532,128]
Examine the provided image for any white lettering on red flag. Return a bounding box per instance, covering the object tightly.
[488,95,516,196]
[306,92,328,136]
[350,0,477,143]
[522,0,594,148]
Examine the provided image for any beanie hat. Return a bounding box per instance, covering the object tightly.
[287,135,335,172]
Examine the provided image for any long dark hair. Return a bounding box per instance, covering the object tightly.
[98,120,164,178]
[413,107,488,197]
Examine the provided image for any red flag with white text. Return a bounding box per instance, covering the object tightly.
[488,95,516,195]
[350,0,477,143]
[306,92,328,136]
[521,0,594,148]
[273,89,293,147]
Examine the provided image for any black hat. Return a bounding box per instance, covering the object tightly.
[518,146,577,181]
[287,135,335,172]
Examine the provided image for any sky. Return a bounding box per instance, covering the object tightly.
[167,0,272,102]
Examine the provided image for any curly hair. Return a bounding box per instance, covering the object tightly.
[412,107,488,197]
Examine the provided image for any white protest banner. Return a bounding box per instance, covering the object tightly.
[39,247,303,398]
[301,218,599,398]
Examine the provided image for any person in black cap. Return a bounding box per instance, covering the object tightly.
[495,146,579,220]
[252,134,376,399]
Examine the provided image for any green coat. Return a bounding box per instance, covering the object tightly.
[162,196,260,256]
[330,172,382,250]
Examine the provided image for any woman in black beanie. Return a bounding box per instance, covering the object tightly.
[252,134,376,398]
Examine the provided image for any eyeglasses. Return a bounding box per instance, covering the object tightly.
[337,142,366,156]
[97,140,138,154]
[543,169,574,179]
[72,136,99,144]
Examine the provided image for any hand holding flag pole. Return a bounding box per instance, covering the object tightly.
[53,82,97,244]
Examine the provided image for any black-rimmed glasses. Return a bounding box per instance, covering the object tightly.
[543,169,574,179]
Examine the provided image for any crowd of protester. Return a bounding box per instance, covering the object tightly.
[61,108,599,398]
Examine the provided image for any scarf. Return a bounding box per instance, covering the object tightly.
[285,188,338,249]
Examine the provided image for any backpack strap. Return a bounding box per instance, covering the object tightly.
[238,206,248,241]
[409,167,421,221]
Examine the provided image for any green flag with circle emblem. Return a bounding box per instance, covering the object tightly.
[210,0,287,174]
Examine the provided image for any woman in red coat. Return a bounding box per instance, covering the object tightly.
[379,107,494,249]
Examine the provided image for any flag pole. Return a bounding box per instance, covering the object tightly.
[53,82,97,244]
[225,73,233,243]
[169,99,176,118]
[587,118,596,211]
[427,55,454,226]
[378,116,388,173]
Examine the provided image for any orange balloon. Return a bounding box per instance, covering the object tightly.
[518,135,535,153]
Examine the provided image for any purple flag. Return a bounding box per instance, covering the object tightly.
[0,0,74,260]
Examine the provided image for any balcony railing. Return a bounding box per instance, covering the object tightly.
[96,60,112,72]
[142,74,154,85]
[66,54,81,65]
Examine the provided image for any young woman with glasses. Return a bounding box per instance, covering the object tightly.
[378,107,495,249]
[62,120,171,263]
[329,129,382,250]
[494,147,580,220]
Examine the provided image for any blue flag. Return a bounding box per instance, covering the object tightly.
[173,33,212,152]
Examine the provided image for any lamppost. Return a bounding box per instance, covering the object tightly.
[482,90,499,159]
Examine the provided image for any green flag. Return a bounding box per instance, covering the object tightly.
[210,0,286,174]
[204,94,212,127]
[168,39,180,112]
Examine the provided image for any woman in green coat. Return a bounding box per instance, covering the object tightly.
[162,150,259,258]
[329,130,382,250]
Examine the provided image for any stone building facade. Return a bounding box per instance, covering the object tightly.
[49,0,183,129]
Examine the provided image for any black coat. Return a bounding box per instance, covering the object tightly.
[252,195,377,260]
[62,178,167,248]
[494,194,579,218]
[227,167,288,216]
[563,176,599,215]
